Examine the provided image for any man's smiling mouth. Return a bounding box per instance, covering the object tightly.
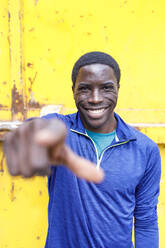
[81,107,110,118]
[87,108,106,114]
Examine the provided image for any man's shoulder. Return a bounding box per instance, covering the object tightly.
[115,113,158,151]
[42,112,77,126]
[127,123,158,151]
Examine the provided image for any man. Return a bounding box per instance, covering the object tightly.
[4,52,161,248]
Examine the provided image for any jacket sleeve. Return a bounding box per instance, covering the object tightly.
[134,144,161,248]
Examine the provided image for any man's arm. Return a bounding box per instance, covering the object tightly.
[3,118,104,183]
[134,144,161,248]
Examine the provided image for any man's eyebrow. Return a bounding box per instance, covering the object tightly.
[103,81,115,85]
[78,82,90,86]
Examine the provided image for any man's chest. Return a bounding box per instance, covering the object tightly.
[66,131,146,192]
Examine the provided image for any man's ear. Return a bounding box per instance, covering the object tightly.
[72,85,75,100]
[72,85,75,93]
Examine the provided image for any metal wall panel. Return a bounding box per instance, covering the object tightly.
[0,0,164,247]
[0,0,11,120]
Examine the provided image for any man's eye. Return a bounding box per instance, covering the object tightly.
[78,86,89,91]
[103,85,114,91]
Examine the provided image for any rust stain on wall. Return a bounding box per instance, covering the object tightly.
[8,11,10,23]
[12,84,24,115]
[27,62,33,68]
[28,98,41,108]
[0,104,8,108]
[28,72,37,87]
[10,182,16,201]
[27,72,41,108]
[134,126,141,131]
[29,28,35,32]
[120,0,128,8]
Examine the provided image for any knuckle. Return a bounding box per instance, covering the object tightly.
[33,118,47,130]
[22,170,34,178]
[49,119,67,134]
[8,165,20,176]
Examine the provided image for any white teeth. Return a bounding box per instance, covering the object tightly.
[88,109,105,114]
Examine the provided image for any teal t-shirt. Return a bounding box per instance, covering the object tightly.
[86,129,116,157]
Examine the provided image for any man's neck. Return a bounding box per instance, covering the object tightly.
[82,113,117,134]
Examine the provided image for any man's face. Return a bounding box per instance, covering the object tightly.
[72,63,119,133]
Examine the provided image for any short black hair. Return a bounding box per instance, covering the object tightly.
[72,51,121,87]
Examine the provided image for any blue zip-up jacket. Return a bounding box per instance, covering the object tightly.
[44,112,161,248]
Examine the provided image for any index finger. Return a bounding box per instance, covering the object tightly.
[59,146,104,183]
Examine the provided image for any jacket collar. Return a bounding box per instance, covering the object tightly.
[70,112,136,142]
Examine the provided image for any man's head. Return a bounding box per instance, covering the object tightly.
[72,51,120,88]
[72,52,121,133]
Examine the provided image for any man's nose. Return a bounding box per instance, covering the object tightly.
[88,89,103,104]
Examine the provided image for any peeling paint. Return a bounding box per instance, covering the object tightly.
[8,11,10,22]
[29,27,35,32]
[28,72,37,86]
[120,0,128,8]
[0,104,8,108]
[28,92,41,108]
[134,126,141,132]
[12,84,24,115]
[10,182,16,201]
[27,72,41,108]
[28,100,41,108]
[27,62,33,68]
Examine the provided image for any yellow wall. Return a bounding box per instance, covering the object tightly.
[0,0,165,247]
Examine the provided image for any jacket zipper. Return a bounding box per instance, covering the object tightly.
[97,141,131,169]
[70,129,131,169]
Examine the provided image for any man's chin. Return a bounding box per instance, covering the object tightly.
[83,119,107,132]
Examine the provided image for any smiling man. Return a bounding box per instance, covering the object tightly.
[4,52,161,248]
[73,63,119,133]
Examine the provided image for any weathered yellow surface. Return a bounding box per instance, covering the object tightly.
[0,144,48,247]
[0,0,165,247]
[159,145,165,246]
[8,0,25,121]
[0,0,11,120]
